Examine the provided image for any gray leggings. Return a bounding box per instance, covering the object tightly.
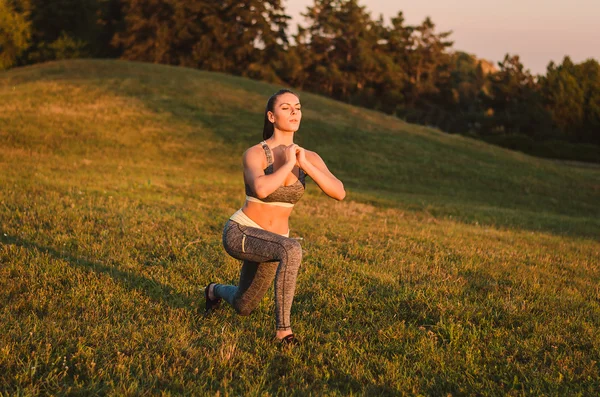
[214,220,303,331]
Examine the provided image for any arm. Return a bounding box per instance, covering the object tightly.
[243,144,298,199]
[298,149,346,201]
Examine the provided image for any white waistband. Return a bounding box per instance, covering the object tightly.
[245,195,294,208]
[230,208,263,229]
[229,209,289,237]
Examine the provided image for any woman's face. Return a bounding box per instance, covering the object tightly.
[268,93,302,133]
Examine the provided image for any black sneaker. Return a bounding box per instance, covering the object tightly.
[204,282,221,317]
[279,334,300,346]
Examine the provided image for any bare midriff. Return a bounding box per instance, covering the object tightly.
[242,201,293,235]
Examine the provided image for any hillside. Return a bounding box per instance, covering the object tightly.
[0,60,599,395]
[2,59,599,237]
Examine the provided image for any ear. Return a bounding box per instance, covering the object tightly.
[267,111,275,123]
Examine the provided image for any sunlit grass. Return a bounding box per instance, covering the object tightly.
[1,59,599,395]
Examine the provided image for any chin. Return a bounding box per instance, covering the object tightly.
[275,123,300,133]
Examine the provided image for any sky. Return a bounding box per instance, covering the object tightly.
[283,0,600,75]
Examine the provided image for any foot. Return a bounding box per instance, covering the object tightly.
[207,283,216,300]
[276,329,294,340]
[278,333,300,346]
[276,329,299,345]
[204,282,221,317]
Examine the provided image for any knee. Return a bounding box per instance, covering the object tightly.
[284,239,303,261]
[235,306,254,316]
[233,299,255,316]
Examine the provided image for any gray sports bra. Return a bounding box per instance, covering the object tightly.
[245,141,306,206]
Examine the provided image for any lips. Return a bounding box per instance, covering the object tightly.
[290,119,299,123]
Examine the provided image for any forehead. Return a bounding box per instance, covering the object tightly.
[275,93,300,105]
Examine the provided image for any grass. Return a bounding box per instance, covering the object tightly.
[0,59,599,395]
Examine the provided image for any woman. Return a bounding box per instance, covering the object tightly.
[204,89,345,345]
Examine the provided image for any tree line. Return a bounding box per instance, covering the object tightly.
[2,0,599,162]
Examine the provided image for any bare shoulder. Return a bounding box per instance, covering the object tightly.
[243,143,264,160]
[243,143,267,167]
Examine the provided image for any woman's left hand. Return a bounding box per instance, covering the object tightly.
[294,145,309,169]
[293,148,346,201]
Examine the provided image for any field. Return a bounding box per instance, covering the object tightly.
[1,59,599,395]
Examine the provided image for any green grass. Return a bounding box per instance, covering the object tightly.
[1,59,599,395]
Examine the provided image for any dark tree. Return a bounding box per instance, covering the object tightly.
[539,57,585,141]
[295,0,391,107]
[195,0,290,81]
[113,0,207,65]
[96,0,126,58]
[114,0,289,80]
[484,54,553,137]
[405,17,453,107]
[0,0,31,69]
[17,0,102,62]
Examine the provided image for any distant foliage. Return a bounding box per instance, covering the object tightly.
[540,57,600,145]
[0,0,31,70]
[114,0,289,82]
[294,0,389,102]
[1,0,599,161]
[4,0,122,63]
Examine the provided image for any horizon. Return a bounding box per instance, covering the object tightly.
[284,0,600,75]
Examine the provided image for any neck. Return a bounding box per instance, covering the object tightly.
[268,129,294,146]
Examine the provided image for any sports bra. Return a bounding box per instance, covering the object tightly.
[245,141,306,207]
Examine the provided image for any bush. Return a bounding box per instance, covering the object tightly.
[479,134,600,163]
[480,134,535,152]
[532,140,600,163]
[48,31,88,60]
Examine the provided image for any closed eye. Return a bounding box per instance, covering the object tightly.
[280,102,301,109]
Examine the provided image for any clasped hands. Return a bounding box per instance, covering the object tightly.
[283,144,310,169]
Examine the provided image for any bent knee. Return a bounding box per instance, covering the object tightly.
[234,304,254,317]
[284,239,303,260]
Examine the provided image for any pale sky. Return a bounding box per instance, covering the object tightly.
[284,0,600,75]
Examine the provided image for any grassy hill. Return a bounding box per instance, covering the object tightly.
[1,59,599,395]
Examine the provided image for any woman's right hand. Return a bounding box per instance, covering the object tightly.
[285,144,299,166]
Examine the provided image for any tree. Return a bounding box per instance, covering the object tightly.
[539,57,585,141]
[113,0,206,65]
[405,17,453,107]
[195,0,290,80]
[295,0,390,106]
[18,0,102,62]
[439,52,493,133]
[0,0,31,70]
[295,0,344,96]
[378,11,412,112]
[96,0,126,58]
[485,54,553,137]
[572,58,600,144]
[114,0,289,80]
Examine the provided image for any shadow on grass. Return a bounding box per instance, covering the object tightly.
[0,232,195,311]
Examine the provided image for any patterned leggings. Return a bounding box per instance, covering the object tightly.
[213,220,303,331]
